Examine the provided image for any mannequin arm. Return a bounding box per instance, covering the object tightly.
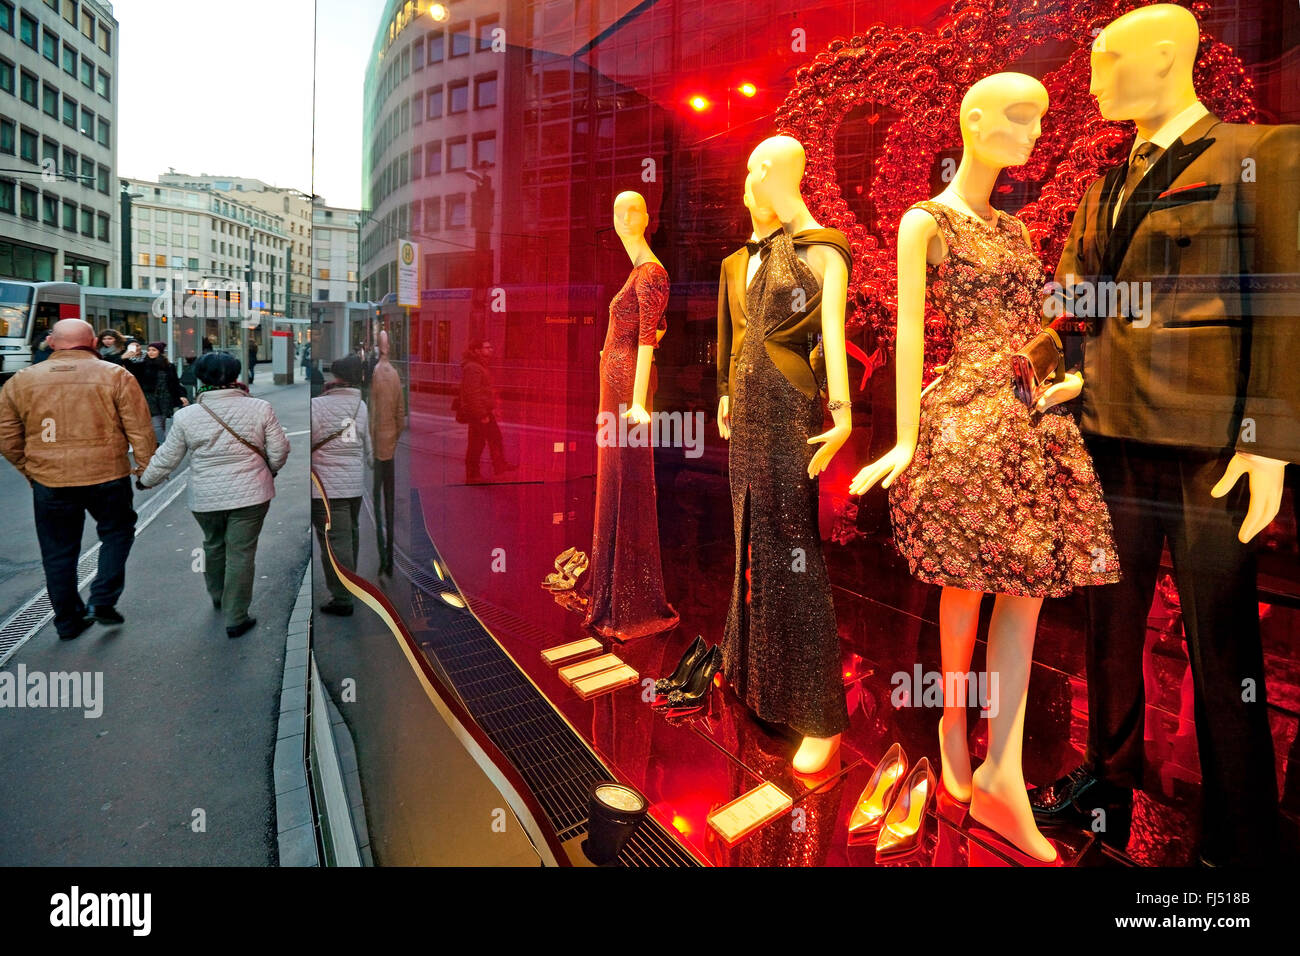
[1210,452,1287,543]
[849,210,932,495]
[624,344,655,424]
[807,250,851,478]
[718,395,730,440]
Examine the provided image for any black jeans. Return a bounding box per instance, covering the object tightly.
[372,457,395,568]
[31,476,136,635]
[1083,436,1277,864]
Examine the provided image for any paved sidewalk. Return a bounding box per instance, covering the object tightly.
[0,380,310,865]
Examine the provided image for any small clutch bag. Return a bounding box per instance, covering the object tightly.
[1011,325,1064,408]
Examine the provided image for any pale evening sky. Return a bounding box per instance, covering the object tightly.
[114,0,381,210]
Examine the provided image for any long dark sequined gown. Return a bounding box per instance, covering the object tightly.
[584,261,679,641]
[722,229,851,739]
[888,201,1119,598]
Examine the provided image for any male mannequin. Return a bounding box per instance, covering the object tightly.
[1033,4,1300,865]
[369,330,405,576]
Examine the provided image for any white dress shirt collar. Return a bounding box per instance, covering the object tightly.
[1133,100,1210,156]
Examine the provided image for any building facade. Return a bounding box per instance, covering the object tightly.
[311,199,360,302]
[158,171,314,320]
[359,0,510,303]
[0,0,118,284]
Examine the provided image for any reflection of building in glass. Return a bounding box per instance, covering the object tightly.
[311,199,361,302]
[0,0,118,285]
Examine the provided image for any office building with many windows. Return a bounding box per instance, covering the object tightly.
[0,0,118,284]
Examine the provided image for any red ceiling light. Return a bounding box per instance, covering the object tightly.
[689,95,710,112]
[738,82,757,97]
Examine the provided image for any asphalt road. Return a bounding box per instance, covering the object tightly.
[0,378,310,865]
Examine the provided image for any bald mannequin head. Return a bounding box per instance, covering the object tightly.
[1091,3,1200,125]
[48,319,96,351]
[612,190,649,240]
[745,135,805,213]
[958,72,1048,168]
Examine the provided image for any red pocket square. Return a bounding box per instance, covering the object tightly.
[1157,181,1210,199]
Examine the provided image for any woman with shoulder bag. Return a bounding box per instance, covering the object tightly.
[138,352,290,637]
[311,355,371,616]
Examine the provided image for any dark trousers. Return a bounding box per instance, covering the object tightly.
[1084,436,1278,863]
[193,501,270,628]
[466,414,507,479]
[312,496,360,606]
[31,477,136,635]
[372,457,395,568]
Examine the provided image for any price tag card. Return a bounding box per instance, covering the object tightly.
[707,782,793,845]
[558,654,624,686]
[573,664,640,700]
[541,637,603,665]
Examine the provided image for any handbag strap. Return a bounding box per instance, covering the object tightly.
[199,400,273,471]
[311,398,364,452]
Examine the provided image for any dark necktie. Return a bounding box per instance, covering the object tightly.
[1112,141,1161,225]
[745,228,784,260]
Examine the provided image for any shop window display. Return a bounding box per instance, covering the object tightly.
[314,0,1300,868]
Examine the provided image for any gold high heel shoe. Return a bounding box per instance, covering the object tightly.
[544,551,589,591]
[848,742,908,844]
[541,547,581,589]
[876,756,936,860]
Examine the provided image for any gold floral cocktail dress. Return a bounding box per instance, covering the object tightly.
[888,201,1120,598]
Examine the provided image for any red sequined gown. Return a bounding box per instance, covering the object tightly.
[888,201,1120,597]
[583,261,679,640]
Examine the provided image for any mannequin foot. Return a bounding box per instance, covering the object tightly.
[792,734,841,775]
[938,715,973,802]
[970,764,1057,862]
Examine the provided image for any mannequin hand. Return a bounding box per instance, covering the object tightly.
[718,395,730,440]
[1210,452,1287,543]
[807,423,850,478]
[1034,372,1083,412]
[848,443,915,496]
[623,403,651,426]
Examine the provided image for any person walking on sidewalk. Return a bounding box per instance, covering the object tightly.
[97,329,128,366]
[135,342,189,443]
[0,319,156,639]
[459,339,514,483]
[369,331,405,576]
[138,352,288,638]
[311,355,370,616]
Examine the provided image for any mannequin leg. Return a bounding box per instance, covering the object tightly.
[939,586,982,801]
[970,592,1056,862]
[793,733,841,775]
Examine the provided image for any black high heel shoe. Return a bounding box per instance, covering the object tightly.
[663,646,722,716]
[654,635,707,696]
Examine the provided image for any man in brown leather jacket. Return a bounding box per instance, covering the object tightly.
[0,319,156,639]
[368,331,405,576]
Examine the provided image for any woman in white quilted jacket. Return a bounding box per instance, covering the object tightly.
[139,352,290,637]
[310,354,371,616]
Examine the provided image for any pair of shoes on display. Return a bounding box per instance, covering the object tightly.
[226,618,257,638]
[651,635,722,715]
[319,601,354,617]
[848,742,937,861]
[1029,765,1132,852]
[541,547,588,591]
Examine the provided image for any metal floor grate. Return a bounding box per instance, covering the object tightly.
[397,493,699,867]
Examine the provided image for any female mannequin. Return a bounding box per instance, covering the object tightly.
[722,135,853,775]
[583,191,679,640]
[849,73,1119,861]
